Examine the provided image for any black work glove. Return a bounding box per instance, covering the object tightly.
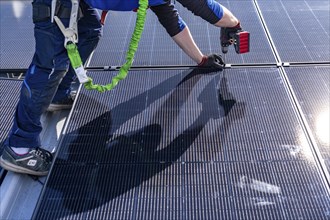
[198,54,224,70]
[220,22,250,54]
[221,22,242,45]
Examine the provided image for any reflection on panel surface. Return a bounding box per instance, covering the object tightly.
[34,69,330,219]
[258,0,330,62]
[285,66,330,169]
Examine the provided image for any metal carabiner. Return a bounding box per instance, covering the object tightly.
[51,0,79,47]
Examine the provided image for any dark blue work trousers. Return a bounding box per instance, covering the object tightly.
[6,0,102,148]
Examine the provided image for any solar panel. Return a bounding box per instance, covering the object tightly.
[0,1,34,69]
[33,69,330,219]
[257,0,330,62]
[284,66,330,169]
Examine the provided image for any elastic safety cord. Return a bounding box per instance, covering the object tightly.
[83,0,148,92]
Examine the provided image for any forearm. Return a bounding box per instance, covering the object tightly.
[214,6,239,27]
[172,27,204,64]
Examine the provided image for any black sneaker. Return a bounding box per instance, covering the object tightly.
[0,146,53,176]
[47,92,76,112]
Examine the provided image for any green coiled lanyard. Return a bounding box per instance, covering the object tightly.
[67,0,148,92]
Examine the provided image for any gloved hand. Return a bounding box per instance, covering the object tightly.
[198,54,224,70]
[221,21,250,54]
[221,22,242,46]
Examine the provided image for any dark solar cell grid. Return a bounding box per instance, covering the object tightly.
[285,66,330,170]
[257,0,330,62]
[0,2,34,69]
[34,68,330,219]
[0,80,21,154]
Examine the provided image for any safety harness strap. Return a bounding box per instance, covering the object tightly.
[83,0,149,92]
[32,1,83,23]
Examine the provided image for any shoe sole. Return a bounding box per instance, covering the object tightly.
[47,104,72,112]
[0,156,48,176]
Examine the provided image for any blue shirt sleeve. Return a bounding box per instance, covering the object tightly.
[85,0,167,11]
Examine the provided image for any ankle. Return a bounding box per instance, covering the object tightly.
[11,147,30,155]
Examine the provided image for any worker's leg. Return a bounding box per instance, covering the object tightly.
[1,0,74,175]
[50,0,102,110]
[7,2,72,149]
